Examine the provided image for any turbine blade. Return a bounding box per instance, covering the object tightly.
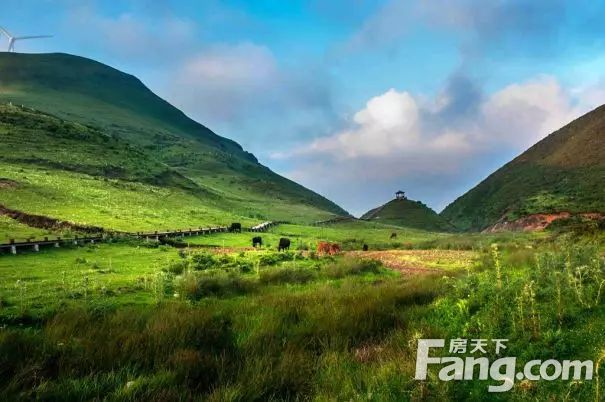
[0,27,12,38]
[15,35,53,40]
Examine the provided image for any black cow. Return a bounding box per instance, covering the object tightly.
[252,236,263,248]
[278,237,291,252]
[363,244,369,251]
[229,222,242,233]
[390,232,397,239]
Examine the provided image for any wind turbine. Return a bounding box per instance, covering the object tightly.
[0,27,52,52]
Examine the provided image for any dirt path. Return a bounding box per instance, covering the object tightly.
[346,249,476,275]
[346,251,440,275]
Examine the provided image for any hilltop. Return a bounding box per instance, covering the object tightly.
[441,105,605,231]
[361,196,453,232]
[0,53,347,231]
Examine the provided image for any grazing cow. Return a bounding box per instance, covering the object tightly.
[229,222,242,233]
[278,237,291,252]
[390,232,397,239]
[252,236,263,248]
[317,241,341,255]
[363,244,368,251]
[317,241,331,255]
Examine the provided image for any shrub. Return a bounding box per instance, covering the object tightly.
[340,238,365,250]
[237,261,253,273]
[190,252,218,271]
[179,273,256,300]
[296,241,309,251]
[258,252,295,266]
[259,267,316,285]
[165,260,188,275]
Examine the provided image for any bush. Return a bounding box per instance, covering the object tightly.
[340,238,365,250]
[165,260,188,275]
[259,267,316,285]
[324,258,382,279]
[190,252,219,270]
[258,252,296,266]
[179,273,257,300]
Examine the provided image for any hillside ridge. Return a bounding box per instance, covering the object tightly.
[361,197,453,232]
[0,53,348,229]
[441,104,605,231]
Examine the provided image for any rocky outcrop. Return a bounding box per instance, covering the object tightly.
[483,212,605,233]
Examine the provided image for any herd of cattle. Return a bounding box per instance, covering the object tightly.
[227,222,397,254]
[250,237,370,254]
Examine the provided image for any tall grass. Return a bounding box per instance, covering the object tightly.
[0,268,444,401]
[1,241,603,400]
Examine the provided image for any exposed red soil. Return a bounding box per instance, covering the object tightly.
[484,211,605,233]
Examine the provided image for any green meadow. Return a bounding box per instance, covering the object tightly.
[0,215,55,243]
[0,223,604,401]
[0,162,255,233]
[183,222,444,250]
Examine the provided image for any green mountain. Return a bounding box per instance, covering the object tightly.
[441,105,605,231]
[0,52,347,232]
[361,197,453,232]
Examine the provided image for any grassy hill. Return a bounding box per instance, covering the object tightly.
[0,53,347,231]
[441,105,605,231]
[361,197,453,232]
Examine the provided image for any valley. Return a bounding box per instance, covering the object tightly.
[0,51,603,401]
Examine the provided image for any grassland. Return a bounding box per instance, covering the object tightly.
[183,222,445,250]
[0,215,56,243]
[0,223,604,400]
[0,242,182,320]
[349,249,478,273]
[0,222,449,320]
[0,102,344,229]
[0,161,255,233]
[0,53,348,227]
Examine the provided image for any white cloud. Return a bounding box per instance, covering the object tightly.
[481,76,581,148]
[171,43,278,121]
[297,75,592,165]
[276,75,605,214]
[67,7,197,62]
[165,42,338,153]
[308,89,420,158]
[181,43,277,85]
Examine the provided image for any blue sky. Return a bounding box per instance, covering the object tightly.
[3,0,605,216]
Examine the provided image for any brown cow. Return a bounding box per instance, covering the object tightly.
[317,241,331,256]
[317,241,341,256]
